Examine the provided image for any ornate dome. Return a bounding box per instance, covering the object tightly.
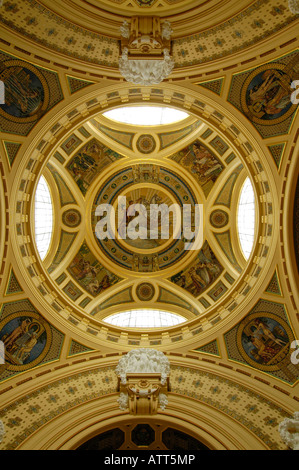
[0,0,298,452]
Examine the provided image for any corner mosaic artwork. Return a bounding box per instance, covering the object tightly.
[0,299,64,380]
[0,51,63,136]
[224,299,298,384]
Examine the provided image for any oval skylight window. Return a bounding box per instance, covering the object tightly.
[34,175,53,260]
[103,309,186,328]
[237,177,256,260]
[103,106,189,126]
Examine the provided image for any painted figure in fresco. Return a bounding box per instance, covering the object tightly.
[242,316,289,365]
[68,243,118,296]
[246,69,292,119]
[171,242,222,296]
[0,66,43,117]
[67,140,105,194]
[2,318,32,352]
[10,331,38,364]
[0,317,46,365]
[86,274,112,295]
[183,143,223,185]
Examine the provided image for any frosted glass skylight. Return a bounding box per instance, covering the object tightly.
[34,175,53,260]
[237,177,256,260]
[103,106,189,126]
[103,309,186,328]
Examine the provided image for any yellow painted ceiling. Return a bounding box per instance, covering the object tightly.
[0,0,298,451]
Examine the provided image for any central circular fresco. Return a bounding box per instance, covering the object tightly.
[91,163,201,273]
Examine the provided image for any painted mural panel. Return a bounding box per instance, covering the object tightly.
[169,241,223,297]
[237,313,291,370]
[68,242,122,296]
[66,138,124,195]
[0,312,51,370]
[241,61,298,125]
[169,140,224,197]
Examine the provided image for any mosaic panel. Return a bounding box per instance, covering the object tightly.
[136,283,155,301]
[207,280,228,301]
[0,299,64,379]
[91,164,198,272]
[68,340,94,357]
[62,281,83,301]
[224,299,298,383]
[213,231,242,273]
[0,51,63,136]
[169,140,224,198]
[157,287,198,315]
[214,165,243,207]
[228,51,299,138]
[62,209,82,228]
[66,138,125,196]
[210,209,229,228]
[136,134,156,154]
[68,241,122,297]
[169,241,223,298]
[47,230,78,274]
[61,134,82,156]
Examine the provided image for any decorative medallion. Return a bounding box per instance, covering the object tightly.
[210,209,229,228]
[237,312,292,371]
[136,283,155,301]
[136,134,157,154]
[91,164,199,272]
[0,60,49,122]
[240,60,298,126]
[0,311,52,371]
[62,209,82,228]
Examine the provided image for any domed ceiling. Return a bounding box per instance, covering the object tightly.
[0,0,298,451]
[31,110,252,324]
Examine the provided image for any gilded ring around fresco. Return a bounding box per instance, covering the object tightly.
[0,311,52,372]
[240,62,298,126]
[0,60,49,123]
[90,164,200,272]
[237,312,293,372]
